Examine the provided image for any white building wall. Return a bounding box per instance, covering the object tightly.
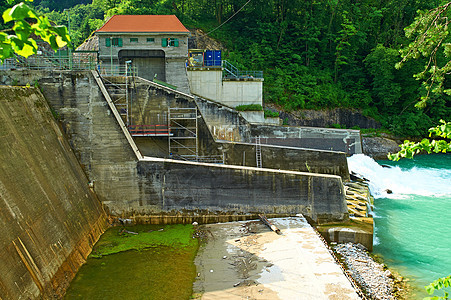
[187,68,263,108]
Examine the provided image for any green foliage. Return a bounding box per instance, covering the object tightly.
[235,104,263,111]
[264,109,279,118]
[364,45,402,108]
[31,0,450,138]
[0,1,71,60]
[388,120,451,161]
[424,274,451,300]
[330,123,347,129]
[282,117,289,125]
[396,3,451,108]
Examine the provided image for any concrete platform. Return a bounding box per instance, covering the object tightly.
[194,216,361,300]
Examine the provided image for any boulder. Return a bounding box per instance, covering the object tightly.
[362,137,401,160]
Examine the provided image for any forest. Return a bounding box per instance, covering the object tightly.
[2,0,450,137]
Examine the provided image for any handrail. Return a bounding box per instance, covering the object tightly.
[91,70,143,160]
[221,60,263,79]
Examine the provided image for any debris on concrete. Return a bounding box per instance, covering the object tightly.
[193,216,361,299]
[259,214,282,234]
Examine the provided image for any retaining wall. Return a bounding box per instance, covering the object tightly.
[136,157,348,223]
[219,141,350,180]
[187,67,263,107]
[0,86,106,299]
[251,124,363,155]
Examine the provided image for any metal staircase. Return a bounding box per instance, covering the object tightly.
[222,60,264,79]
[222,60,239,78]
[102,78,129,125]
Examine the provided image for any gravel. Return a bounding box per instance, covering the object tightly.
[334,242,395,300]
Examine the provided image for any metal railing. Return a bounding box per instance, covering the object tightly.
[197,155,225,164]
[128,124,170,136]
[1,54,97,71]
[98,64,139,77]
[222,60,263,79]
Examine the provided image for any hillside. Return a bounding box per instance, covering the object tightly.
[31,0,451,137]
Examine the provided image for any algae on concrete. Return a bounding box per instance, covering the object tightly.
[90,224,197,258]
[65,224,199,300]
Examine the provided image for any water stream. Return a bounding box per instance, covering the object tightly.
[347,154,451,298]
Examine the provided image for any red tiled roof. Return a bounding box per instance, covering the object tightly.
[96,15,190,33]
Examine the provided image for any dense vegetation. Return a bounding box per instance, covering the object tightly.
[7,0,451,136]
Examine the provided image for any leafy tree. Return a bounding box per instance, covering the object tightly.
[388,119,451,160]
[395,2,451,108]
[33,0,89,11]
[31,0,448,137]
[0,0,71,60]
[424,274,451,300]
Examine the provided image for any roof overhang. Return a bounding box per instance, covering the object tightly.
[95,31,190,36]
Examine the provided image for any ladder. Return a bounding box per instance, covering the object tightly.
[255,136,262,168]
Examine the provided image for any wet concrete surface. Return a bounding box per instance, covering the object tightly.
[193,216,360,300]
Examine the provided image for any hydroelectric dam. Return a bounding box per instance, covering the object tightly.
[0,69,368,299]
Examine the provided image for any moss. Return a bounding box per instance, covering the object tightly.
[235,104,263,111]
[90,224,197,258]
[65,224,199,299]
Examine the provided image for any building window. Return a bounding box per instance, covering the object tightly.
[161,38,179,47]
[105,37,122,47]
[147,38,155,43]
[130,38,138,43]
[112,38,122,47]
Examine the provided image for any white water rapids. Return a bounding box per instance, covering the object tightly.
[347,154,451,199]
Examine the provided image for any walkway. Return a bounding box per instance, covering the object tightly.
[194,216,361,300]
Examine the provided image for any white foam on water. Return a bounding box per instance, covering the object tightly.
[347,154,451,199]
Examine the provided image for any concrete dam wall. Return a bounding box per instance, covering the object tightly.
[0,70,349,224]
[0,87,107,299]
[137,157,347,223]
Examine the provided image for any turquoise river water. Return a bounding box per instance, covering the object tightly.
[348,154,451,298]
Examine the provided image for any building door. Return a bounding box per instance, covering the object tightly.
[118,50,165,82]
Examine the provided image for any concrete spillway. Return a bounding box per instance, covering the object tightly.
[194,216,361,299]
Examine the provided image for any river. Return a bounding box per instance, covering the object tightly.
[347,154,451,298]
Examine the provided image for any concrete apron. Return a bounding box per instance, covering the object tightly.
[194,216,360,300]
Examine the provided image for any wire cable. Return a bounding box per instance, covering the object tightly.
[203,0,252,36]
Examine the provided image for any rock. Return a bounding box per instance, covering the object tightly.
[350,171,370,182]
[334,242,395,300]
[362,136,401,160]
[355,243,367,251]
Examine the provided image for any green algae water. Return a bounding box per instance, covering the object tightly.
[348,154,451,299]
[64,224,198,299]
